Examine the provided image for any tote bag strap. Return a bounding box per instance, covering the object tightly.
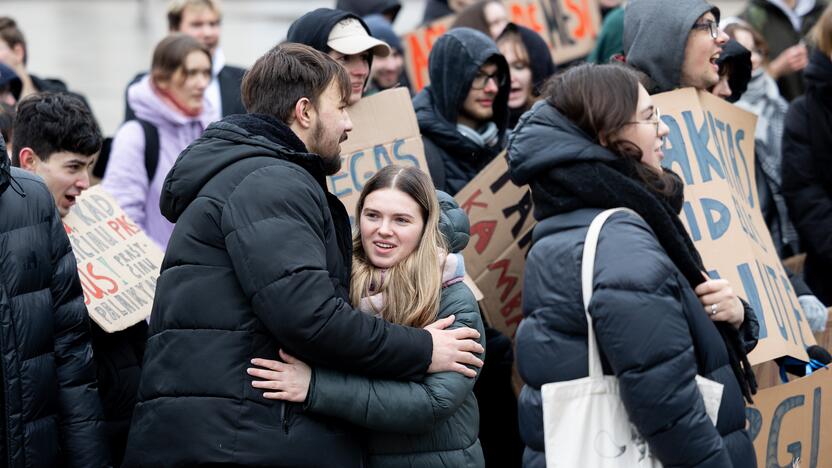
[581,208,638,379]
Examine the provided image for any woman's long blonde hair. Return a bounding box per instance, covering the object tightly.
[350,166,446,328]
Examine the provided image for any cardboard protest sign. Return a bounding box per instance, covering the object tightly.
[402,0,600,93]
[455,153,535,338]
[539,0,601,64]
[653,89,815,365]
[746,368,831,468]
[63,186,164,332]
[401,16,454,93]
[327,88,430,221]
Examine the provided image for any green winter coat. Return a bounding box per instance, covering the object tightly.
[303,192,486,468]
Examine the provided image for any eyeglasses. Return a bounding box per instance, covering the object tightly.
[471,71,506,90]
[691,20,719,39]
[626,107,662,137]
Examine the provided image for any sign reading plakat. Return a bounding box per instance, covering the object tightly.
[653,89,815,364]
[402,0,600,93]
[327,88,430,221]
[63,186,164,332]
[455,153,535,338]
[746,369,831,468]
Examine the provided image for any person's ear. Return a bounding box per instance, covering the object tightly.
[598,131,610,148]
[18,147,39,171]
[293,97,315,130]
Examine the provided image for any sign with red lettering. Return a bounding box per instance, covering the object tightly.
[746,368,832,468]
[327,88,430,221]
[402,0,600,92]
[455,152,535,338]
[653,89,815,364]
[63,186,164,332]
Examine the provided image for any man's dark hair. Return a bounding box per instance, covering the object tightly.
[12,92,102,166]
[241,42,350,124]
[0,17,26,65]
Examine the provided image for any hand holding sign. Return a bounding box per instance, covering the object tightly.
[696,272,745,329]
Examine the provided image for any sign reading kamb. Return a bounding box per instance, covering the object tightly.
[327,88,429,221]
[63,186,164,333]
[455,153,534,338]
[653,89,815,365]
[746,369,831,468]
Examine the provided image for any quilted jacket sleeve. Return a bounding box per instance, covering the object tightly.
[590,215,732,468]
[49,202,111,467]
[305,283,484,434]
[222,164,432,380]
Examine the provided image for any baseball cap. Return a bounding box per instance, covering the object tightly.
[327,17,391,57]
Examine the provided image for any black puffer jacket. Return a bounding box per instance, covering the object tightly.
[782,50,832,305]
[0,152,109,467]
[508,102,756,468]
[413,28,510,195]
[123,113,433,467]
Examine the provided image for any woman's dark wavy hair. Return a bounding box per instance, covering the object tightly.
[543,63,677,197]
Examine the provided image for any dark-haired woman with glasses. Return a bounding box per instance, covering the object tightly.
[508,63,758,467]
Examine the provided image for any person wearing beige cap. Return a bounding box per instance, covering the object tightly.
[288,8,391,104]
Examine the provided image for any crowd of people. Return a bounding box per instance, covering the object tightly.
[0,0,830,466]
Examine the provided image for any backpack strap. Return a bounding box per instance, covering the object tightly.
[134,119,160,185]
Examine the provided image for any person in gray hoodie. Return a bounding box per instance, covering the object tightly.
[624,0,729,93]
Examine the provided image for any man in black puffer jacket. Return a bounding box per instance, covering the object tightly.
[0,133,110,467]
[123,43,483,467]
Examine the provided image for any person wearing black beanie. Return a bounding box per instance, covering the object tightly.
[287,8,391,104]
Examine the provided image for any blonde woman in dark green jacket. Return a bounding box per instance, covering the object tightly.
[248,165,486,468]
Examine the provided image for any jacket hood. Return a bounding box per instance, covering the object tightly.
[508,100,617,186]
[805,48,832,91]
[160,113,325,222]
[413,28,510,156]
[624,0,720,93]
[128,75,214,129]
[424,28,510,127]
[500,23,557,96]
[437,190,470,253]
[716,39,751,102]
[336,0,401,22]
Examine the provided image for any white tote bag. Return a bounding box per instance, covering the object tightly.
[541,208,724,468]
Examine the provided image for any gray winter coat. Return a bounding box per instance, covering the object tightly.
[304,192,486,468]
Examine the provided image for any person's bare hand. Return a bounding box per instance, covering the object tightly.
[247,349,311,402]
[768,44,809,79]
[695,273,744,329]
[425,315,484,378]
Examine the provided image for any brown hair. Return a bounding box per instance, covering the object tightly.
[724,21,770,62]
[0,17,26,65]
[351,165,445,328]
[811,3,832,56]
[545,63,676,196]
[150,33,212,85]
[497,28,530,67]
[167,0,220,31]
[241,43,350,124]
